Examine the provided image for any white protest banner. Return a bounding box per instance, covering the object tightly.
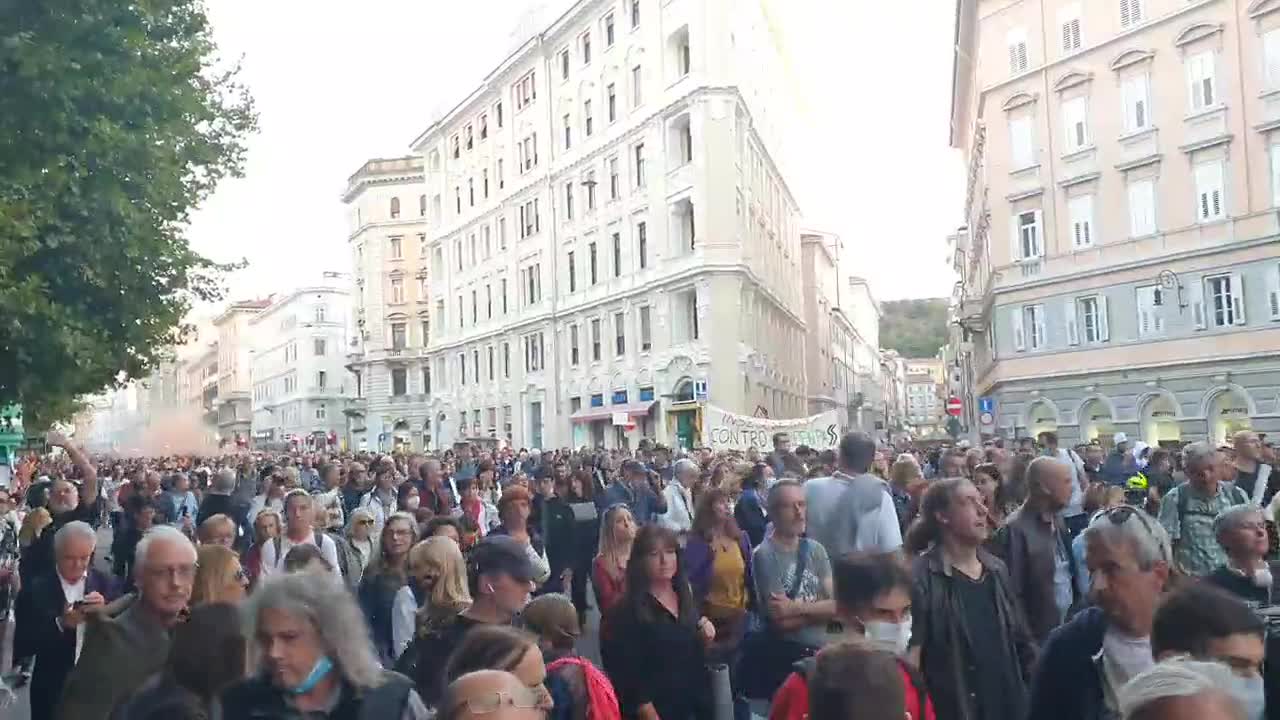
[701,405,841,451]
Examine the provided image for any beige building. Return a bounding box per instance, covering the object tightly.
[951,0,1280,446]
[213,299,270,445]
[905,357,946,437]
[342,157,430,452]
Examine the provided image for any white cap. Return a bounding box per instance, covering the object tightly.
[1113,432,1129,445]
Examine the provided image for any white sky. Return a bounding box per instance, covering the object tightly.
[189,0,963,305]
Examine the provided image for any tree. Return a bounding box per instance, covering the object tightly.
[0,0,257,428]
[880,298,949,358]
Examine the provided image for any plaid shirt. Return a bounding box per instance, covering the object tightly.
[1157,482,1248,577]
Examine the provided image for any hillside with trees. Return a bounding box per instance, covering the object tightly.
[880,298,949,358]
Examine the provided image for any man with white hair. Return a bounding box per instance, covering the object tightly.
[13,521,118,720]
[56,525,196,720]
[1119,657,1246,720]
[441,670,548,720]
[26,432,100,580]
[657,458,698,536]
[1158,442,1249,577]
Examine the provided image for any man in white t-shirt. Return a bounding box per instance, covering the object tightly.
[259,490,342,579]
[657,459,697,536]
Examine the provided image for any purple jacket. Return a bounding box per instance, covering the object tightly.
[682,529,755,612]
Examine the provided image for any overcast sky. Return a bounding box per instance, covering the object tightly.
[189,0,963,305]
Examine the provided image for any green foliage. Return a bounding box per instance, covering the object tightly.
[0,0,257,428]
[880,298,949,358]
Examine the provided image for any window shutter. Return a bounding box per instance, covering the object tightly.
[1010,215,1023,261]
[1013,311,1026,351]
[1266,30,1280,89]
[1230,273,1246,325]
[1097,295,1110,341]
[1031,210,1044,257]
[1267,266,1280,321]
[1272,145,1280,208]
[1137,289,1152,337]
[1190,280,1207,330]
[1034,307,1046,348]
[1065,299,1080,346]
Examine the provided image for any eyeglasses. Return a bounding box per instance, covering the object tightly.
[356,519,374,526]
[1097,505,1168,563]
[449,687,545,715]
[145,563,198,581]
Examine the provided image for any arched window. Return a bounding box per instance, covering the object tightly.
[390,196,401,219]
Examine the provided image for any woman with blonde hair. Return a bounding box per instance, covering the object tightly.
[396,536,470,656]
[191,543,248,606]
[592,504,637,620]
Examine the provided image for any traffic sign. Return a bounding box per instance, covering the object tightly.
[978,397,995,414]
[980,412,995,425]
[946,396,963,416]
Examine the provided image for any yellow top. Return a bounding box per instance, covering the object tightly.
[705,536,747,616]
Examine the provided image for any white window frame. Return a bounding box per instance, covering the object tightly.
[1013,304,1045,351]
[1121,73,1151,134]
[1009,115,1035,169]
[1136,284,1167,338]
[1266,29,1280,90]
[1120,0,1144,28]
[1266,263,1280,321]
[1186,50,1217,112]
[1010,209,1043,261]
[1127,178,1157,238]
[1068,194,1095,249]
[1061,96,1090,152]
[1059,4,1082,53]
[1007,28,1029,74]
[1076,295,1109,344]
[1270,144,1280,208]
[1194,160,1225,223]
[1205,274,1246,328]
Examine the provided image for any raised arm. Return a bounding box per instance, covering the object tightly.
[48,431,97,504]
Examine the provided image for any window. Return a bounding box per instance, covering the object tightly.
[1008,28,1029,74]
[608,157,620,200]
[637,220,648,269]
[392,368,407,396]
[1266,29,1280,89]
[675,28,691,76]
[1272,144,1280,207]
[454,239,463,271]
[451,136,460,159]
[1268,264,1280,321]
[604,12,615,47]
[498,217,507,249]
[514,70,537,111]
[495,101,503,127]
[315,305,328,323]
[422,318,431,346]
[465,124,473,150]
[1121,73,1151,133]
[570,324,581,365]
[1136,285,1166,338]
[612,232,622,277]
[418,194,427,217]
[1128,179,1156,237]
[488,346,495,380]
[630,0,640,28]
[614,312,626,355]
[316,370,327,389]
[417,276,429,299]
[423,366,432,394]
[565,182,575,219]
[1195,161,1225,222]
[456,295,463,328]
[590,318,602,361]
[586,172,598,210]
[1077,295,1109,344]
[389,236,403,259]
[313,338,326,356]
[1120,0,1143,28]
[1013,304,1045,351]
[568,251,577,292]
[501,278,508,314]
[519,198,540,238]
[589,241,599,285]
[560,49,570,80]
[417,233,428,259]
[479,114,488,140]
[639,305,652,351]
[502,342,510,378]
[1207,274,1246,327]
[1009,116,1034,169]
[580,31,592,65]
[519,133,538,172]
[607,83,617,122]
[521,264,542,305]
[469,233,477,264]
[471,290,477,324]
[1062,97,1089,152]
[485,284,492,318]
[458,353,466,385]
[482,226,492,257]
[1068,195,1094,248]
[584,100,594,136]
[455,187,461,214]
[632,65,643,106]
[1186,51,1216,111]
[563,113,572,149]
[634,142,646,187]
[525,332,543,372]
[1011,209,1042,260]
[391,278,405,304]
[498,159,505,190]
[1059,4,1081,53]
[483,169,489,198]
[468,178,475,207]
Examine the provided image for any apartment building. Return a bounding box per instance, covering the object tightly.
[800,232,884,433]
[249,285,354,450]
[213,299,270,446]
[951,0,1280,446]
[342,157,429,452]
[402,0,806,451]
[905,357,945,437]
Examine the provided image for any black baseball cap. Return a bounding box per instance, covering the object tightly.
[620,460,647,477]
[469,536,535,583]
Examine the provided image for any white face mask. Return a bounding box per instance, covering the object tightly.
[862,616,912,656]
[1254,566,1273,590]
[1227,672,1266,720]
[405,496,421,511]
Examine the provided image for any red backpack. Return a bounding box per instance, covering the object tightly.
[546,656,621,720]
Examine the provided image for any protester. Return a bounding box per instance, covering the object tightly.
[282,543,336,574]
[993,455,1082,643]
[109,497,157,591]
[1150,584,1265,710]
[602,524,715,720]
[684,487,752,654]
[489,485,552,588]
[259,490,341,579]
[25,433,101,579]
[360,467,400,536]
[1118,657,1248,720]
[1028,505,1171,720]
[1038,431,1088,535]
[110,603,246,720]
[243,508,280,586]
[734,463,770,548]
[13,521,119,720]
[359,511,419,666]
[522,593,621,720]
[805,432,902,558]
[190,543,248,606]
[220,571,429,718]
[593,504,636,621]
[1159,442,1249,577]
[405,536,471,636]
[540,473,577,597]
[803,641,908,720]
[1206,505,1278,607]
[195,468,239,533]
[440,670,545,720]
[57,525,196,720]
[442,626,555,713]
[904,478,1034,720]
[657,458,698,537]
[599,460,667,525]
[399,535,536,706]
[565,469,599,625]
[1234,431,1275,506]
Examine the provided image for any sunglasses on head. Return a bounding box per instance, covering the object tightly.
[1096,505,1168,563]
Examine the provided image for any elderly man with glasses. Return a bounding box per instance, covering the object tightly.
[1027,505,1173,720]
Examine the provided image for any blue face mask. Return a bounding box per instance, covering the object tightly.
[287,655,334,695]
[1227,671,1266,720]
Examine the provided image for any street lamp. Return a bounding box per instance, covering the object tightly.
[1156,269,1188,314]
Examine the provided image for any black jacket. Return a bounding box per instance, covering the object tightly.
[1027,606,1111,720]
[220,670,415,720]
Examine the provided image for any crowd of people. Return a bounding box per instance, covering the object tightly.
[0,427,1275,719]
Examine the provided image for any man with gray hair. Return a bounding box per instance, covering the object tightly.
[196,467,241,538]
[1027,505,1172,720]
[13,521,118,720]
[1158,442,1248,577]
[1119,657,1246,720]
[805,431,901,558]
[441,670,547,720]
[656,458,698,536]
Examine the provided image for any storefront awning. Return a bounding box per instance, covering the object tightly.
[570,401,656,424]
